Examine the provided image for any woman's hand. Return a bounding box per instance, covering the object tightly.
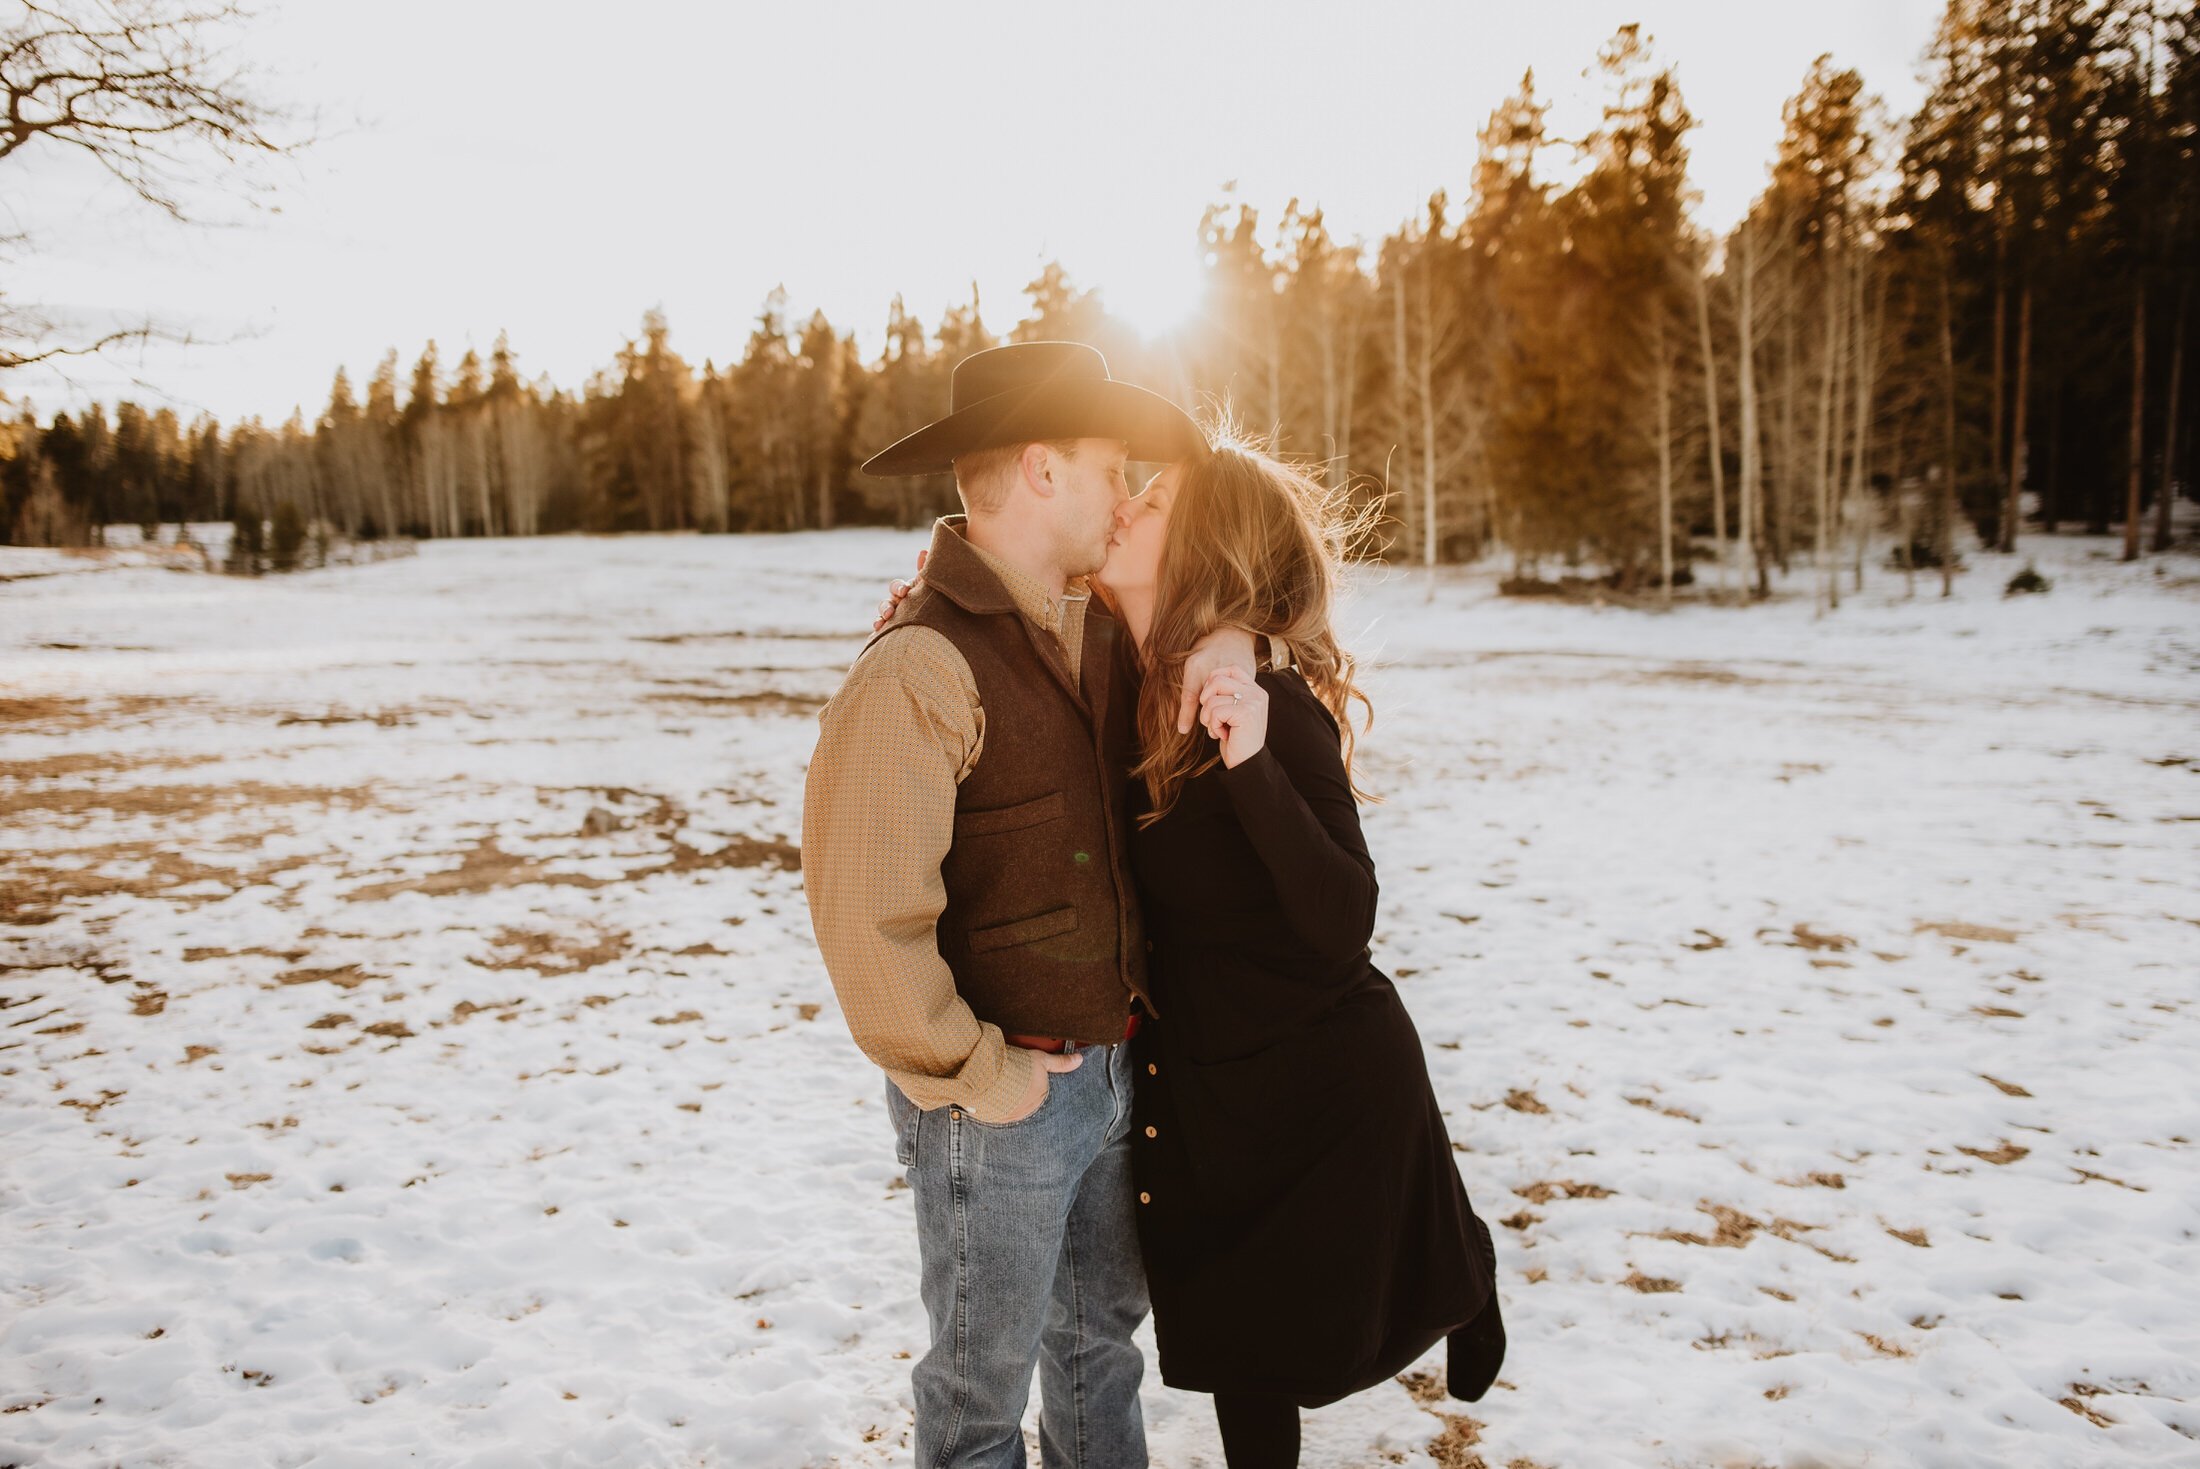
[872,548,928,632]
[1198,664,1268,769]
[1178,626,1260,734]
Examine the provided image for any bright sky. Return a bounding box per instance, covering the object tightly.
[8,0,1940,426]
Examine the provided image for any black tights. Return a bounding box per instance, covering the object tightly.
[1214,1390,1299,1468]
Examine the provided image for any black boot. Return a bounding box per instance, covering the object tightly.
[1447,1214,1506,1402]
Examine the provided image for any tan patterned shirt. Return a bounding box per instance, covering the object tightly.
[801,523,1089,1122]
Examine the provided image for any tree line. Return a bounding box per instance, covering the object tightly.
[5,0,2195,603]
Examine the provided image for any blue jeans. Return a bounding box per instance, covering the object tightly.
[885,1037,1149,1469]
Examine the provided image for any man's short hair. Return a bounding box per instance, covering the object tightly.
[952,439,1079,515]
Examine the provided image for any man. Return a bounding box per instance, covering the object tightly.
[802,341,1250,1468]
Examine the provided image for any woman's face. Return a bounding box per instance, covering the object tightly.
[1097,461,1180,596]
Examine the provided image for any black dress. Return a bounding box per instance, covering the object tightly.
[1127,668,1497,1408]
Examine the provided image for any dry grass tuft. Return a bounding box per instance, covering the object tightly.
[1790,923,1856,951]
[1513,1179,1614,1204]
[1620,1270,1683,1294]
[1653,1202,1764,1248]
[1778,1171,1847,1189]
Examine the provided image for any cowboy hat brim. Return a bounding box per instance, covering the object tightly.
[860,377,1207,477]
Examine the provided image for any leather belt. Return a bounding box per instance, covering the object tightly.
[1006,1009,1142,1054]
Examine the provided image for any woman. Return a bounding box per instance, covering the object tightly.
[1092,438,1504,1466]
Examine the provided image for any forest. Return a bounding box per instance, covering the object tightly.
[6,0,2195,602]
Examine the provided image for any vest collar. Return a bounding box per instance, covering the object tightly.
[920,516,1088,627]
[917,516,1019,617]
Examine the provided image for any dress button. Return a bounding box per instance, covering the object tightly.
[950,1109,961,1120]
[1144,1126,1157,1138]
[1138,1192,1151,1205]
[1146,1063,1157,1076]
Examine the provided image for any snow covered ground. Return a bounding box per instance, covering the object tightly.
[3,526,2196,1469]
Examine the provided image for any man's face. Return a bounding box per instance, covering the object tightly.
[1046,438,1132,579]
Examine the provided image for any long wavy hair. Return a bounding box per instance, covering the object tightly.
[1130,424,1378,827]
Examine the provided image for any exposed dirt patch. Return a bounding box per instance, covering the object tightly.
[61,1089,125,1119]
[0,751,223,783]
[343,837,620,902]
[1916,919,2021,944]
[1886,1224,1931,1247]
[642,833,802,876]
[475,927,630,976]
[275,965,380,990]
[0,781,374,824]
[1625,1095,1700,1122]
[274,709,416,727]
[185,946,311,963]
[1502,1088,1548,1115]
[5,846,317,925]
[0,695,193,733]
[1981,1074,2033,1097]
[1957,1140,2031,1165]
[643,690,828,717]
[342,824,797,902]
[635,628,859,645]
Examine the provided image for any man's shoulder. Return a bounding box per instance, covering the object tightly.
[846,616,972,693]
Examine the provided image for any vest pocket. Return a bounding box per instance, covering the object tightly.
[956,790,1065,837]
[967,905,1078,954]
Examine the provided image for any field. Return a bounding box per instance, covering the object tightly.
[4,528,2197,1468]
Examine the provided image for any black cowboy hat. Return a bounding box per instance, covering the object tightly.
[859,340,1207,477]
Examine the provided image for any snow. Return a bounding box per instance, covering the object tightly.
[3,526,2197,1468]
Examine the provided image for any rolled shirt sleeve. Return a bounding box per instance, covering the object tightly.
[801,625,1036,1123]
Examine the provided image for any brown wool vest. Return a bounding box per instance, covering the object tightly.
[862,519,1149,1042]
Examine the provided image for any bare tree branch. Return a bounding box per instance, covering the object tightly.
[0,0,302,374]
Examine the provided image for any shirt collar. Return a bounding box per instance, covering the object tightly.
[963,536,1087,638]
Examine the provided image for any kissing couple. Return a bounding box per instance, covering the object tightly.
[802,342,1505,1468]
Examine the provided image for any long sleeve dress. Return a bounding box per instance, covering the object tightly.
[1126,667,1498,1407]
